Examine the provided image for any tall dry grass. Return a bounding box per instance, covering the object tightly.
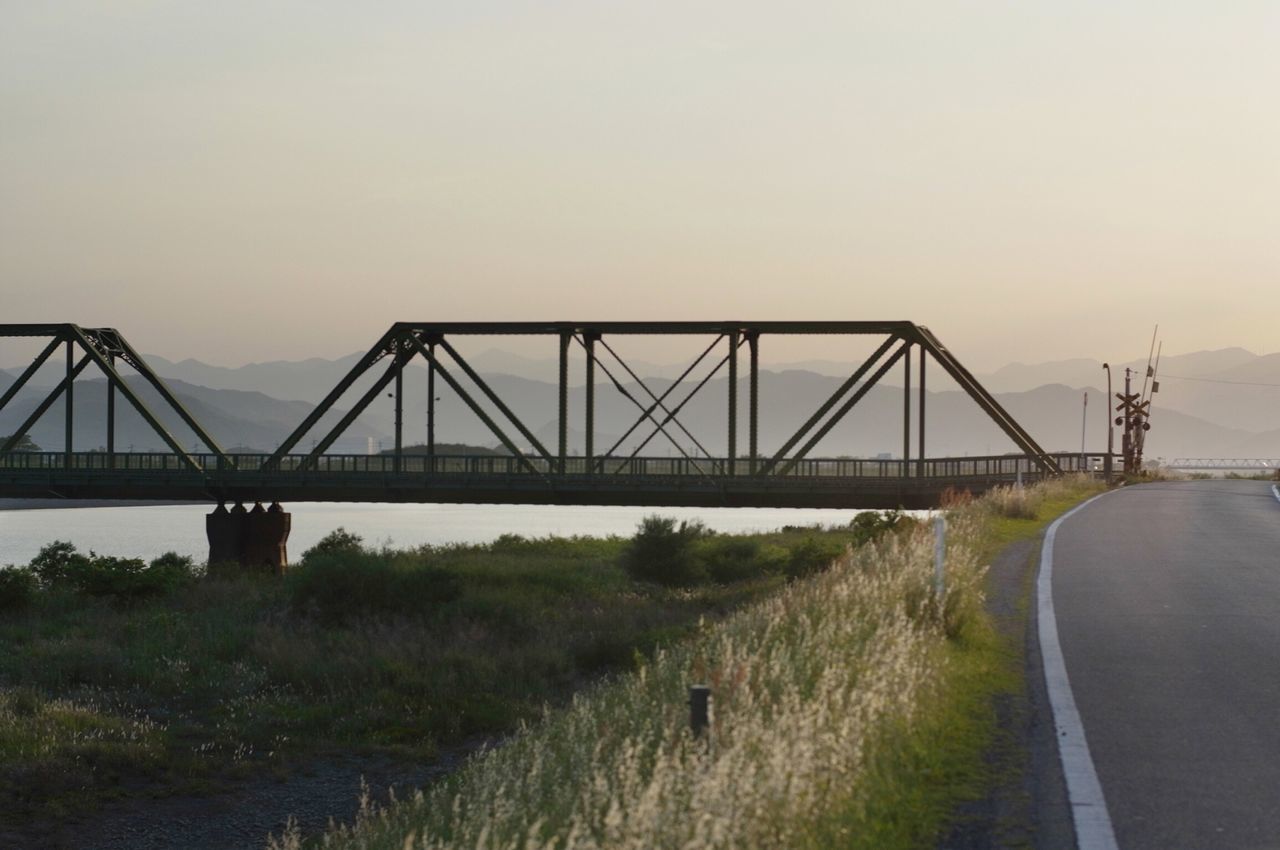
[279,511,986,850]
[982,473,1099,520]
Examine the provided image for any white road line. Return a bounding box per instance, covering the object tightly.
[1272,484,1279,504]
[1038,492,1120,850]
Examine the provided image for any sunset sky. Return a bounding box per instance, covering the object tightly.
[2,2,1277,370]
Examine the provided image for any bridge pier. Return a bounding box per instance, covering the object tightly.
[206,500,291,575]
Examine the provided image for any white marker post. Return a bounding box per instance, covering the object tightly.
[934,515,946,599]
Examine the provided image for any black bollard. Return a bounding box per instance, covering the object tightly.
[689,685,711,738]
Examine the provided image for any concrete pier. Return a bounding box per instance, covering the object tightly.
[206,500,291,574]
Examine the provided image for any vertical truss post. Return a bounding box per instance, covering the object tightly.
[427,342,436,471]
[64,337,74,467]
[558,331,570,473]
[903,344,911,475]
[394,341,405,473]
[747,331,759,474]
[107,331,232,464]
[918,347,926,477]
[584,332,597,472]
[107,352,116,468]
[404,336,541,475]
[0,355,92,454]
[728,329,739,475]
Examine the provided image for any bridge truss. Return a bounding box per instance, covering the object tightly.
[0,324,231,468]
[1,321,1065,508]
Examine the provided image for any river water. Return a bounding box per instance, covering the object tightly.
[0,502,873,566]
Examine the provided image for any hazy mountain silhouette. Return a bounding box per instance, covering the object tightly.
[5,346,1280,459]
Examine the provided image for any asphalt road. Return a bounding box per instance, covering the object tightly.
[1052,479,1280,849]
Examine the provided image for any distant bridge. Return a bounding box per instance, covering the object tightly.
[1164,458,1279,471]
[1,321,1079,564]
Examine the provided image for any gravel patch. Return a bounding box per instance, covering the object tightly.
[6,743,487,850]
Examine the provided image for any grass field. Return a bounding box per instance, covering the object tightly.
[0,515,898,828]
[275,476,1106,850]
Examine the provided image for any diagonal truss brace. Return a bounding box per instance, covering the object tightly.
[774,341,910,476]
[0,337,62,414]
[92,329,233,467]
[580,334,714,477]
[592,335,719,463]
[405,334,543,475]
[613,338,746,474]
[295,356,403,469]
[0,325,218,469]
[0,354,92,453]
[757,335,899,476]
[434,338,557,465]
[266,327,400,468]
[911,326,1061,474]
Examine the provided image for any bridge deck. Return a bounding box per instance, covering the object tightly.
[0,452,1101,509]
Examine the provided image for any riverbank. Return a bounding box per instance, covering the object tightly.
[0,499,207,511]
[282,476,1108,850]
[0,515,904,848]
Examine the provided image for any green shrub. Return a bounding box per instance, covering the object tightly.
[145,551,202,589]
[622,516,710,587]
[25,541,196,600]
[286,550,461,622]
[849,509,915,544]
[300,528,365,563]
[0,567,37,611]
[695,537,789,584]
[785,536,847,580]
[696,537,761,583]
[28,541,83,588]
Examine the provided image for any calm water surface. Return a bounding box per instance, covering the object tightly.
[0,502,875,566]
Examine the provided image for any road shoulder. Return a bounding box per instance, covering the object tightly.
[942,531,1075,849]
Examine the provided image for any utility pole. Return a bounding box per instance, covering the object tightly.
[1080,391,1088,461]
[1120,368,1135,476]
[1102,363,1114,483]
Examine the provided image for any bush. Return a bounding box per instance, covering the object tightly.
[849,509,915,545]
[0,567,37,611]
[300,528,365,563]
[286,549,461,622]
[25,541,196,600]
[696,537,761,584]
[622,516,710,587]
[694,537,789,584]
[147,551,203,586]
[28,541,83,588]
[785,536,846,580]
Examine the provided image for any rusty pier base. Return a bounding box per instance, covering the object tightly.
[206,501,291,574]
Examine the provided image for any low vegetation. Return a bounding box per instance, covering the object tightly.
[0,477,1106,844]
[0,517,897,829]
[272,476,1105,850]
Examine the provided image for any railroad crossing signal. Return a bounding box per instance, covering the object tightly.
[1115,394,1151,429]
[1115,368,1154,475]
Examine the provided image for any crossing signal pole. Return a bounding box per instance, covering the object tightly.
[1115,367,1152,476]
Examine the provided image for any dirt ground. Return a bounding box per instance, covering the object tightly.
[4,743,487,850]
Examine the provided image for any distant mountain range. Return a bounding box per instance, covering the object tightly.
[4,346,1279,459]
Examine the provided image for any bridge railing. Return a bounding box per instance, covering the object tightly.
[0,451,1106,479]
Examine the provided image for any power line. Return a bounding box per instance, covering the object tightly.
[1160,373,1280,389]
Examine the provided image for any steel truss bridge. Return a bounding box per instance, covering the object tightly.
[1165,459,1279,472]
[1,321,1076,510]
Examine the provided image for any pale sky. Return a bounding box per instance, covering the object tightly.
[2,2,1277,370]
